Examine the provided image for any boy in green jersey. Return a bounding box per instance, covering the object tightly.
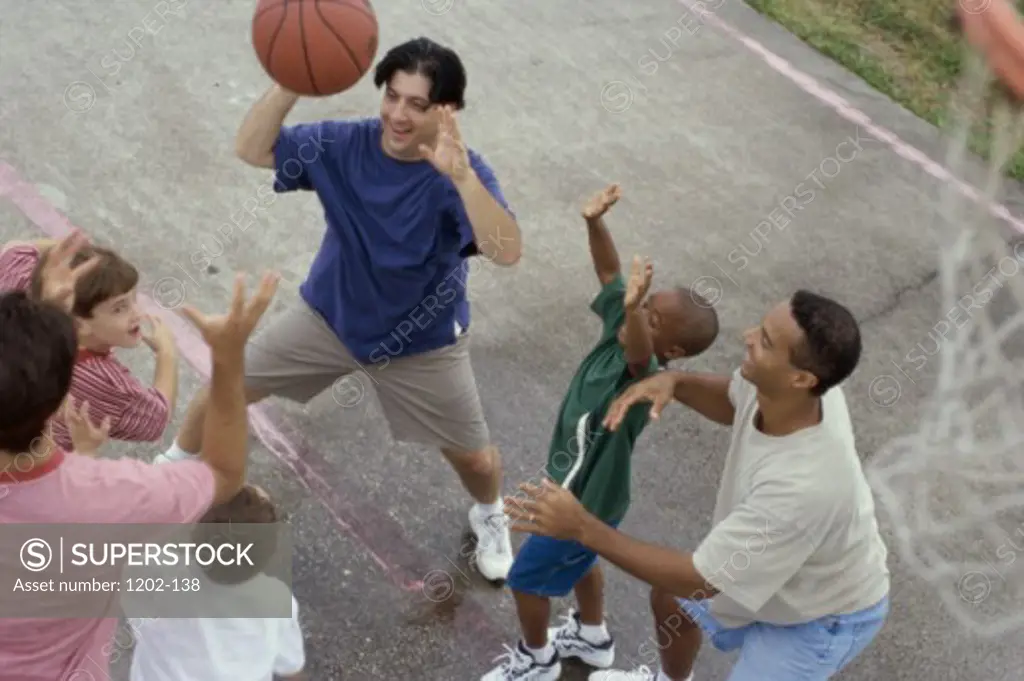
[481,185,720,681]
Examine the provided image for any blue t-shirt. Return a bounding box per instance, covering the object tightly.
[272,117,513,364]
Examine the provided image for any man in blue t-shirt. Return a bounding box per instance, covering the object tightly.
[159,38,523,582]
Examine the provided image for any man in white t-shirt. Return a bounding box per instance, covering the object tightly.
[506,290,890,681]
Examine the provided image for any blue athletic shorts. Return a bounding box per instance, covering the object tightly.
[506,523,619,598]
[674,595,890,681]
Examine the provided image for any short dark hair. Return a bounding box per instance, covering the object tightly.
[789,290,861,396]
[373,37,467,109]
[29,245,138,318]
[190,485,279,585]
[675,287,720,356]
[0,292,77,452]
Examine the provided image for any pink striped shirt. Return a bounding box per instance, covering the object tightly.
[0,243,40,292]
[0,244,170,449]
[49,349,171,450]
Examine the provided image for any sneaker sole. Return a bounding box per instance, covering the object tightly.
[532,662,562,681]
[479,661,561,681]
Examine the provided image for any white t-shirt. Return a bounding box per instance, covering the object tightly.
[128,572,305,681]
[691,370,890,628]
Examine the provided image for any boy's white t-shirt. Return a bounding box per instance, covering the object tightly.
[691,370,890,628]
[128,571,304,681]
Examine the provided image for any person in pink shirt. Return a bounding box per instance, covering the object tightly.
[0,230,280,681]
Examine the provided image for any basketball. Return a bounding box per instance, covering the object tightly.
[252,0,379,97]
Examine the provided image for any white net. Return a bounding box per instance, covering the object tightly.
[865,39,1024,636]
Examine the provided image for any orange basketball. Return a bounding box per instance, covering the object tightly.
[252,0,379,96]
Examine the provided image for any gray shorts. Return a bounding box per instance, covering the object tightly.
[244,299,491,453]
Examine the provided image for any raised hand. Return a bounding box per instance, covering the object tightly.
[142,314,175,354]
[65,398,112,456]
[602,371,680,430]
[180,272,280,355]
[34,230,100,312]
[624,255,653,311]
[582,183,621,221]
[419,106,471,183]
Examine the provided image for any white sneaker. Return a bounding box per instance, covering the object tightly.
[548,609,615,668]
[152,452,199,465]
[153,444,198,465]
[480,641,561,681]
[468,504,513,582]
[589,666,658,681]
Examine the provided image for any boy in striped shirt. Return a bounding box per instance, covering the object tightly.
[0,238,178,450]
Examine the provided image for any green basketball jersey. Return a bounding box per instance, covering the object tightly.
[545,274,660,525]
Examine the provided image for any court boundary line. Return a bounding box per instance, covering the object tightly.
[681,0,1024,234]
[0,160,509,668]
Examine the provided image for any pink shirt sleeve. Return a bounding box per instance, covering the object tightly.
[0,245,40,292]
[70,456,216,524]
[75,358,171,442]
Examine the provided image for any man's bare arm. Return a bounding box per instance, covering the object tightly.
[236,85,300,168]
[577,514,719,600]
[1,239,57,253]
[181,273,279,505]
[454,173,522,266]
[673,371,735,426]
[603,369,735,430]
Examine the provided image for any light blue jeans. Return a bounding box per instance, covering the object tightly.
[677,596,889,681]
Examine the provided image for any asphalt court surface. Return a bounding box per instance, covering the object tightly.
[3,0,1024,679]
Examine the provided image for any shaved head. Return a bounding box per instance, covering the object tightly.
[666,286,720,357]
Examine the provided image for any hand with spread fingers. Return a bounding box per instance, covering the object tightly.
[418,106,471,183]
[142,314,175,354]
[504,479,589,542]
[65,398,112,456]
[602,370,680,431]
[180,272,280,355]
[34,230,101,312]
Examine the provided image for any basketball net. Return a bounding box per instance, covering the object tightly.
[865,0,1024,637]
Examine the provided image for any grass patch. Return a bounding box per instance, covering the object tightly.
[744,0,1024,179]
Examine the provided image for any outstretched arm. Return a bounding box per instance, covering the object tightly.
[508,480,719,600]
[236,84,301,169]
[576,514,718,600]
[581,184,622,285]
[672,372,735,425]
[510,478,822,611]
[511,477,826,615]
[421,107,521,266]
[603,369,736,429]
[454,170,521,266]
[1,239,57,254]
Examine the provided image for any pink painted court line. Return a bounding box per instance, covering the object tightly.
[681,0,1024,234]
[0,160,508,661]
